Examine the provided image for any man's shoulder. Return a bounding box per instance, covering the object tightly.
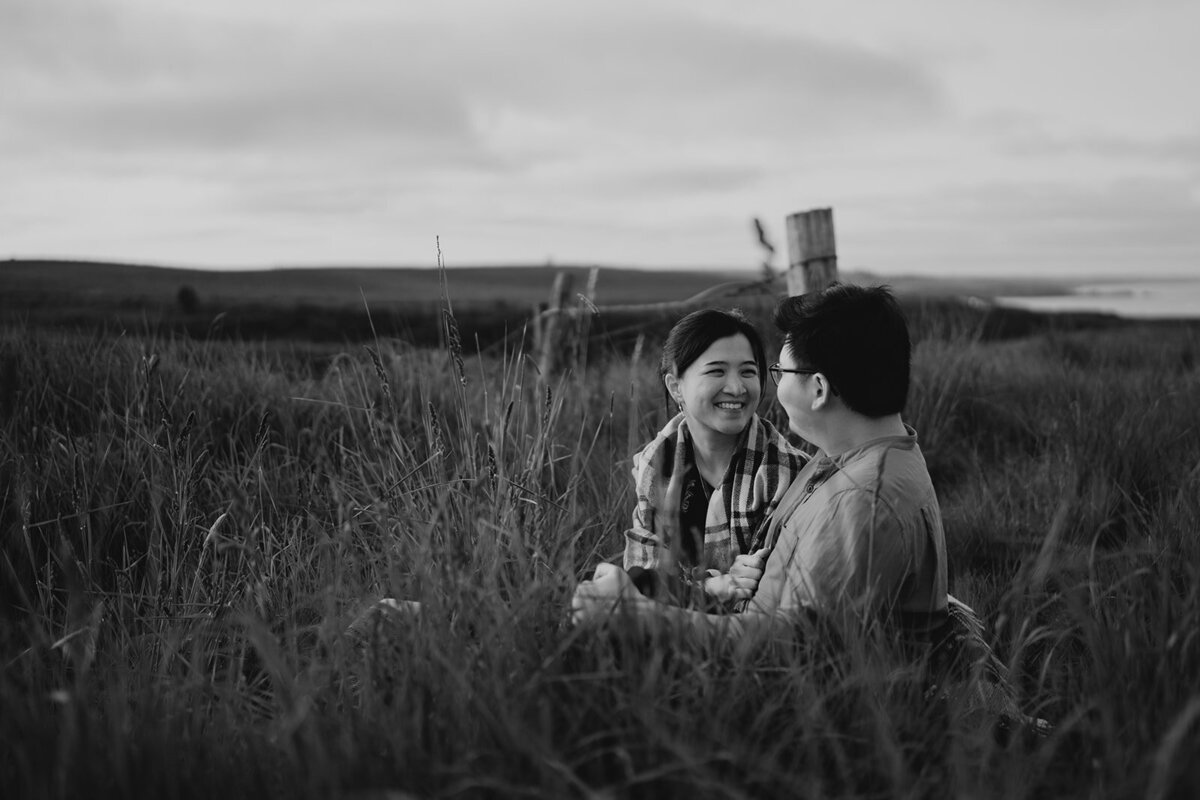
[771,439,936,534]
[839,436,933,493]
[818,441,937,526]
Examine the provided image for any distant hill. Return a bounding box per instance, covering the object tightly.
[0,259,756,309]
[0,259,771,346]
[5,258,1122,348]
[0,258,1074,309]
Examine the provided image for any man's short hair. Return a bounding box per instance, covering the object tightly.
[773,284,911,417]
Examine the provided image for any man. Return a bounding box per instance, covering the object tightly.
[573,284,949,640]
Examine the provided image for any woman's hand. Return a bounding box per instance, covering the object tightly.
[703,548,767,601]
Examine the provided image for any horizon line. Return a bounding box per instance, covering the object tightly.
[4,255,1197,284]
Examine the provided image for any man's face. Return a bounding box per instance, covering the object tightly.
[774,344,814,439]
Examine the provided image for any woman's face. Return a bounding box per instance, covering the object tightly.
[667,334,761,440]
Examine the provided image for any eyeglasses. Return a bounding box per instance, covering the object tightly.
[767,362,818,386]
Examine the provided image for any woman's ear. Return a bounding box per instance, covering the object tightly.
[663,373,681,405]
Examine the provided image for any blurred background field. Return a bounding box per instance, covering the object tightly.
[1,259,1098,347]
[1,264,1199,799]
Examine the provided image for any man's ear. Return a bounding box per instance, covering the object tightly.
[811,373,833,410]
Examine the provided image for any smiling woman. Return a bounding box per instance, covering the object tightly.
[663,332,762,450]
[622,308,809,608]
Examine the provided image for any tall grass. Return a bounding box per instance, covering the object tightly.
[1,305,1199,799]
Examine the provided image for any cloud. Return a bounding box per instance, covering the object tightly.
[0,0,943,164]
[0,0,951,264]
[17,0,1192,276]
[1,3,482,163]
[998,131,1200,167]
[850,176,1200,274]
[601,164,768,196]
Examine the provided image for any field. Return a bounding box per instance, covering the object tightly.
[0,259,1086,348]
[2,263,1199,799]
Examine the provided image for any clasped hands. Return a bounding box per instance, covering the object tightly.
[703,547,767,602]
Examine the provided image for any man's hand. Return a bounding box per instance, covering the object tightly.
[571,562,640,625]
[704,547,767,601]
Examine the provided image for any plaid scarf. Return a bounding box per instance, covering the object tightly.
[623,413,808,577]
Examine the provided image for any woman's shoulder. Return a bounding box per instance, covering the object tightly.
[751,416,810,464]
[630,413,687,477]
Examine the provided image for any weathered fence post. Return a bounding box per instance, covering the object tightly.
[535,271,574,377]
[785,208,837,296]
[571,266,600,372]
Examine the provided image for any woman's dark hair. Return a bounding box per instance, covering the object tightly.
[773,284,910,417]
[660,308,768,380]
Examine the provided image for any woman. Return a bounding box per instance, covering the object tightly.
[623,308,808,609]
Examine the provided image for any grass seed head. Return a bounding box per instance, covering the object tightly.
[442,307,467,386]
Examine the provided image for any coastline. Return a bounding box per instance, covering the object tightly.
[992,278,1200,320]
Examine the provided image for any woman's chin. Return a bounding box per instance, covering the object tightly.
[714,415,753,435]
[691,408,754,436]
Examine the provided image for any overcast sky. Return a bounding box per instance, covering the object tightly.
[3,0,1198,276]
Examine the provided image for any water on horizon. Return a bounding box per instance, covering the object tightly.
[994,279,1200,319]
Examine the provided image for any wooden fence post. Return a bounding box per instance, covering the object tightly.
[785,208,837,296]
[536,271,574,377]
[570,266,600,372]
